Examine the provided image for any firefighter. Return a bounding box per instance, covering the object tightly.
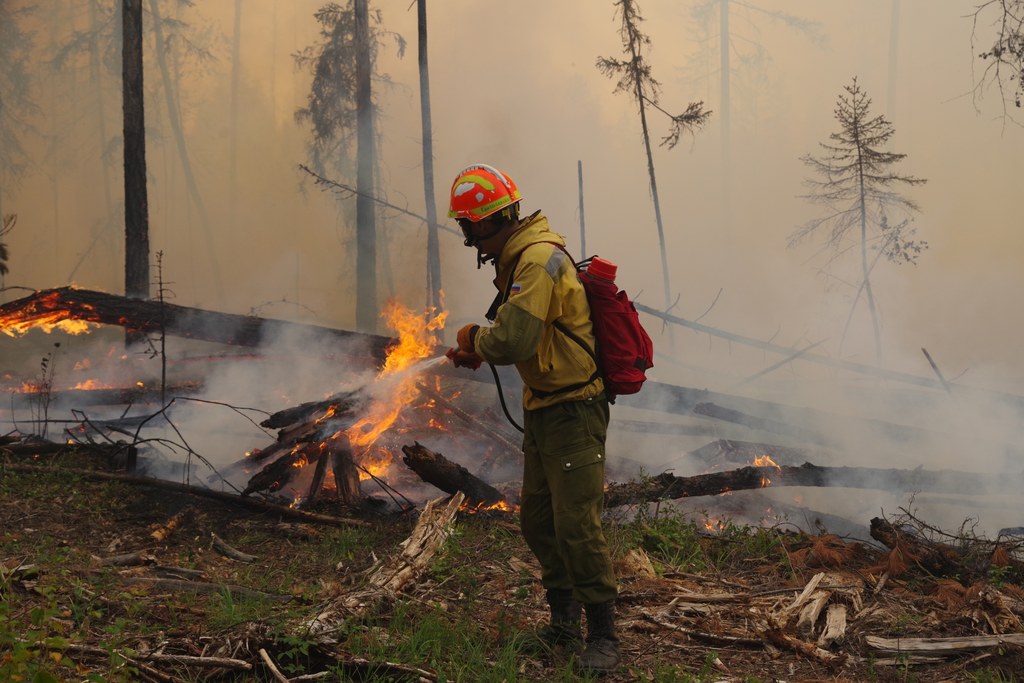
[445,163,620,673]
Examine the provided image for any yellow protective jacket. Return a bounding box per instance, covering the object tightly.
[474,212,605,411]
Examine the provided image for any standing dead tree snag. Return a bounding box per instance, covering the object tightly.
[596,0,710,315]
[789,76,926,365]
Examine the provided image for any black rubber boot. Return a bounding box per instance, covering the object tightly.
[579,601,621,674]
[529,588,582,652]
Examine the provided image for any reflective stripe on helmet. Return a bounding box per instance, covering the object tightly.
[448,163,523,221]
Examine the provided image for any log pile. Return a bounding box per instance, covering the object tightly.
[236,390,366,505]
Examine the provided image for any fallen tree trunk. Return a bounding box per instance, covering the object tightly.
[865,633,1024,655]
[4,382,203,408]
[1,463,369,527]
[0,287,393,358]
[0,438,137,472]
[401,442,508,509]
[604,462,1024,508]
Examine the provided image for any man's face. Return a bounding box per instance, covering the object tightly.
[458,216,507,257]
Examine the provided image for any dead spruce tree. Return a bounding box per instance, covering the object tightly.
[790,77,926,366]
[596,0,710,315]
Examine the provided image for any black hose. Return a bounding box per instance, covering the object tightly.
[488,363,524,433]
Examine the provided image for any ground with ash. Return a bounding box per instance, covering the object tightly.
[2,465,1023,682]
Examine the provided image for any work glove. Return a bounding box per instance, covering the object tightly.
[446,347,482,370]
[456,324,480,353]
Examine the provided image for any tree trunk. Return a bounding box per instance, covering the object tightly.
[636,76,671,313]
[857,172,881,364]
[417,0,442,311]
[577,160,587,256]
[147,0,224,301]
[719,0,732,226]
[604,462,1024,508]
[354,0,377,332]
[229,0,242,234]
[122,0,150,302]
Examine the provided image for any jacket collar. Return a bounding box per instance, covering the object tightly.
[497,211,566,273]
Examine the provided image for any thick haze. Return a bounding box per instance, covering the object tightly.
[2,1,1023,531]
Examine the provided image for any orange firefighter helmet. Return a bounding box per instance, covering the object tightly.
[448,164,522,222]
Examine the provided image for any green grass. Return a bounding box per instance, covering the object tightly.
[4,466,1023,681]
[625,502,790,575]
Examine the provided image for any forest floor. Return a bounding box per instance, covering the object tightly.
[2,462,1023,683]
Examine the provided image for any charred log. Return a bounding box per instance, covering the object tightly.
[401,442,507,508]
[332,442,361,505]
[306,443,333,505]
[242,448,309,496]
[604,462,1024,508]
[260,390,362,430]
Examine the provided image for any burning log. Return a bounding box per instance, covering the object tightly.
[241,448,309,496]
[261,391,362,430]
[400,442,508,509]
[604,462,1024,508]
[0,287,394,359]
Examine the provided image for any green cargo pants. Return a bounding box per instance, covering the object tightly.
[520,394,617,606]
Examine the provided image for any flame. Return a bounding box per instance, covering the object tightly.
[753,454,781,488]
[344,299,447,467]
[704,518,726,533]
[0,291,100,336]
[357,446,393,480]
[462,499,516,514]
